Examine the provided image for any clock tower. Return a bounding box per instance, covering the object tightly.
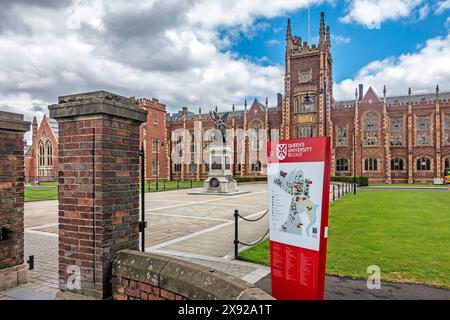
[281,12,333,140]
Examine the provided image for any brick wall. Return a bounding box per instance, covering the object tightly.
[113,278,186,300]
[49,91,147,299]
[0,111,29,290]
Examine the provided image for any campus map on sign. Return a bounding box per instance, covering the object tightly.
[268,161,324,251]
[273,169,318,238]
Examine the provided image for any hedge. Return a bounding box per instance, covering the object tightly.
[235,176,368,186]
[331,176,369,187]
[235,176,268,183]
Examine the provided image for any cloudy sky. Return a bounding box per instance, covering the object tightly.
[0,0,449,125]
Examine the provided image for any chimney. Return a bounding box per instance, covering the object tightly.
[277,93,283,107]
[358,84,363,101]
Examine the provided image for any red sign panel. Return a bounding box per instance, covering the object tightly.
[267,137,331,300]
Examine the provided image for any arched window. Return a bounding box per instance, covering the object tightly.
[38,141,45,167]
[363,112,379,146]
[445,115,450,145]
[364,158,378,171]
[336,158,349,172]
[391,157,405,171]
[47,142,53,166]
[250,120,263,150]
[153,114,158,126]
[416,157,431,171]
[251,160,261,172]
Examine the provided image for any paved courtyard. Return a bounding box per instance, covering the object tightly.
[1,182,352,300]
[6,184,271,299]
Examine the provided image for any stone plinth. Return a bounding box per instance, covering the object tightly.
[0,111,30,291]
[202,142,238,194]
[49,91,147,299]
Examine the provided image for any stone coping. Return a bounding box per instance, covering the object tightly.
[112,250,274,300]
[49,90,147,122]
[0,111,30,132]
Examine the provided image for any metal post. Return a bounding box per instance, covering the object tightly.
[140,142,147,252]
[324,82,327,136]
[353,128,357,195]
[156,142,158,192]
[163,180,166,191]
[234,209,239,260]
[333,185,335,201]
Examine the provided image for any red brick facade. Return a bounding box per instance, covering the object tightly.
[333,86,450,183]
[24,115,59,183]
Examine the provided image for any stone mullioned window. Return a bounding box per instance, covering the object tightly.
[294,124,316,138]
[364,157,378,171]
[363,112,379,146]
[416,115,431,146]
[391,157,405,171]
[293,94,316,114]
[444,114,450,145]
[336,158,349,172]
[390,117,404,146]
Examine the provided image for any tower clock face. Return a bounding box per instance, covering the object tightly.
[299,71,311,83]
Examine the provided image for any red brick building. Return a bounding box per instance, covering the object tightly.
[24,12,450,184]
[24,115,59,182]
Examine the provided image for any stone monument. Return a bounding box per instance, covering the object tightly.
[189,110,248,195]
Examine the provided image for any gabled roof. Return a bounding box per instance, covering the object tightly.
[361,87,380,103]
[250,98,266,112]
[46,117,59,138]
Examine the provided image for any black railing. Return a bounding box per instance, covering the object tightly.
[331,182,356,202]
[233,209,269,260]
[145,179,201,192]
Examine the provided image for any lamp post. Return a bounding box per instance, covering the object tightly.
[353,128,357,195]
[320,82,328,136]
[155,140,165,191]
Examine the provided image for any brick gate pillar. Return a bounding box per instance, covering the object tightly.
[0,111,30,291]
[49,91,147,299]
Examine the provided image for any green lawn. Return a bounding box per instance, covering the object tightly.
[239,190,450,289]
[24,180,204,202]
[24,186,58,202]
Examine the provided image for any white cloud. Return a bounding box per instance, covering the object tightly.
[334,32,450,99]
[0,0,328,124]
[340,0,424,29]
[266,39,281,46]
[436,0,450,13]
[332,34,351,45]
